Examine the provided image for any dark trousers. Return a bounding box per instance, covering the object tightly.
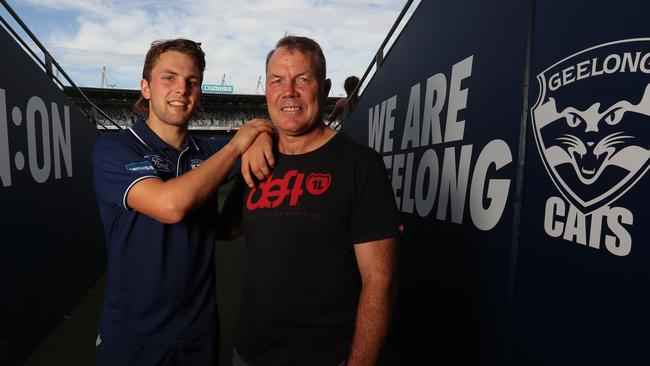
[232,347,346,366]
[96,332,217,366]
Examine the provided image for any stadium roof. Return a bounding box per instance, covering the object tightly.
[64,86,338,108]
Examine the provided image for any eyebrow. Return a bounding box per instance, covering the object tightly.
[269,71,311,79]
[159,69,200,79]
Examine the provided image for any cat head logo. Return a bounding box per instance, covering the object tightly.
[531,39,650,214]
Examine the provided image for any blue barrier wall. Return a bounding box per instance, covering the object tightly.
[0,25,105,365]
[512,1,650,364]
[343,1,650,364]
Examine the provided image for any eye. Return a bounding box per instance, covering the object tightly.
[163,75,174,81]
[566,112,585,127]
[297,76,309,84]
[603,108,624,125]
[188,79,199,87]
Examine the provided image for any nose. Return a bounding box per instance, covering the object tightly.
[280,80,297,98]
[175,79,190,95]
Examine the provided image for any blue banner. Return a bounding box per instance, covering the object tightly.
[343,0,650,365]
[0,23,105,365]
[512,1,650,364]
[343,0,528,364]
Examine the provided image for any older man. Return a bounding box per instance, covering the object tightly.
[223,36,400,366]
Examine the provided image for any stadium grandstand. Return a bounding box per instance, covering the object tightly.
[64,86,339,135]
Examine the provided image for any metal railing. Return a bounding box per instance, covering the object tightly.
[0,0,122,130]
[328,0,419,130]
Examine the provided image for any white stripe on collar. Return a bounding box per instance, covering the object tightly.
[189,136,200,150]
[128,127,153,151]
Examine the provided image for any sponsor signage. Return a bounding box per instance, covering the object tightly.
[202,84,234,94]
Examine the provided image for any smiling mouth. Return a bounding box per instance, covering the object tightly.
[281,106,301,112]
[168,101,188,107]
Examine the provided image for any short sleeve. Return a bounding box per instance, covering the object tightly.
[350,153,401,244]
[92,135,160,210]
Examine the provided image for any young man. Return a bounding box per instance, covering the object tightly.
[92,38,272,365]
[223,36,400,366]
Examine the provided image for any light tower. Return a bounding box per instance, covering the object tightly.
[256,75,264,94]
[101,66,107,88]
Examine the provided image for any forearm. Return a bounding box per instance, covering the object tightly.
[128,143,239,223]
[166,144,238,213]
[346,275,394,366]
[128,119,273,223]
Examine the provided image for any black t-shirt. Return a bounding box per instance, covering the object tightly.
[225,132,400,365]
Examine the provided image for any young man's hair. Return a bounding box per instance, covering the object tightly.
[344,76,360,96]
[265,35,326,81]
[134,38,206,116]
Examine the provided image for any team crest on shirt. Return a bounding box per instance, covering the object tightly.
[144,155,174,173]
[531,38,650,214]
[190,159,204,170]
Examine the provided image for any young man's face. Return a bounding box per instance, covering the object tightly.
[141,50,201,128]
[266,46,330,136]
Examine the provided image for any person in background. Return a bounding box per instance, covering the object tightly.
[328,75,360,124]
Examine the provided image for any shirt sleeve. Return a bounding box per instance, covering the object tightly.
[92,135,160,210]
[350,153,401,244]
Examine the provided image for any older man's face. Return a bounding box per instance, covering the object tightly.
[266,47,328,136]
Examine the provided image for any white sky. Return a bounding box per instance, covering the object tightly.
[5,0,417,96]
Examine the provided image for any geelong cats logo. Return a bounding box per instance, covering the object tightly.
[531,39,650,214]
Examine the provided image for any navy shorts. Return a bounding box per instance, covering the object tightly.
[95,332,218,366]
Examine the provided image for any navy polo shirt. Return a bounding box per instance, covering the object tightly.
[92,120,229,345]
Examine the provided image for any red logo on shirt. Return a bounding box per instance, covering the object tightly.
[306,173,331,195]
[247,170,332,210]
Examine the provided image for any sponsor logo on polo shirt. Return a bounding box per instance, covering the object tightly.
[126,161,155,172]
[145,155,174,172]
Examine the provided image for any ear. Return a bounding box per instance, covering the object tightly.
[323,78,332,98]
[140,79,151,100]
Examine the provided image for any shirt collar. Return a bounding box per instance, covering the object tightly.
[131,119,200,152]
